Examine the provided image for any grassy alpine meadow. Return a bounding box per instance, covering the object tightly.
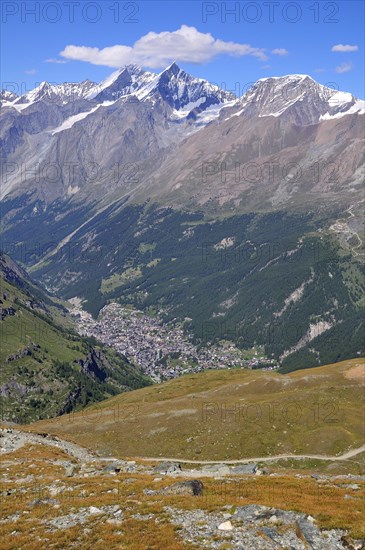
[26,358,365,462]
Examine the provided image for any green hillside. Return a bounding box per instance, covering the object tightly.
[0,253,151,423]
[18,203,364,371]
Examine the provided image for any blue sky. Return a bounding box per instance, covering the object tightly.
[1,0,364,97]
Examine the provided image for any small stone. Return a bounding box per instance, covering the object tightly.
[269,515,278,523]
[89,506,102,515]
[106,518,122,525]
[143,489,157,495]
[217,466,231,476]
[30,498,60,507]
[218,520,233,531]
[65,465,75,477]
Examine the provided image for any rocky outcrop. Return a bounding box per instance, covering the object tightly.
[0,306,15,320]
[6,343,40,362]
[0,381,29,398]
[167,504,364,549]
[76,350,108,382]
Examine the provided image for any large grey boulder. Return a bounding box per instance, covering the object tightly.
[160,480,203,496]
[295,516,323,547]
[231,463,258,474]
[232,504,271,521]
[202,464,230,474]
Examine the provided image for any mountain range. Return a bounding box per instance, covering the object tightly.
[1,64,363,207]
[1,63,364,371]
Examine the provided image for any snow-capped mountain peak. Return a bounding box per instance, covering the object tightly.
[0,89,19,104]
[86,65,156,102]
[226,74,361,125]
[132,62,236,118]
[14,80,97,106]
[84,62,236,125]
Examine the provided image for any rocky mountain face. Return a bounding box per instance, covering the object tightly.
[0,90,19,105]
[1,67,362,209]
[139,74,364,212]
[225,74,364,125]
[0,63,236,203]
[0,65,364,370]
[143,95,364,212]
[88,64,155,102]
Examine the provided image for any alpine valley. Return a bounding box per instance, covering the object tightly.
[1,62,364,378]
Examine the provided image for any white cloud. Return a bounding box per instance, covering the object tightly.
[335,62,354,73]
[60,25,268,68]
[271,48,288,56]
[331,44,358,52]
[24,69,37,75]
[45,58,67,64]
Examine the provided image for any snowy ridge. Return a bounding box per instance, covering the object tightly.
[135,62,236,111]
[86,65,156,101]
[0,90,18,104]
[13,80,96,106]
[2,63,238,137]
[87,62,236,117]
[320,99,365,120]
[224,74,362,125]
[2,68,363,133]
[66,63,236,130]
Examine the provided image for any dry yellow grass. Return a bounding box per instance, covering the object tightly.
[1,443,364,550]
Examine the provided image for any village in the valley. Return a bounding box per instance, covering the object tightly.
[70,301,279,382]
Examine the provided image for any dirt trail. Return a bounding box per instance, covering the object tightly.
[1,428,364,465]
[0,428,108,462]
[136,444,365,464]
